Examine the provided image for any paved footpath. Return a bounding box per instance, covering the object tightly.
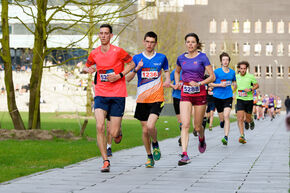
[0,115,289,193]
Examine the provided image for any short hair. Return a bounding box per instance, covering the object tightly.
[100,24,112,33]
[219,52,231,62]
[184,33,201,50]
[144,31,157,42]
[237,61,250,68]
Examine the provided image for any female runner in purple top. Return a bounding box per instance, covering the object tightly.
[174,33,215,166]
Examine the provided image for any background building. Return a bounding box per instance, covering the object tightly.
[121,0,290,103]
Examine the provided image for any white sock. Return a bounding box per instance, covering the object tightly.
[107,144,111,149]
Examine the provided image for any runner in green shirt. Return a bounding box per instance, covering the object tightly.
[236,61,259,144]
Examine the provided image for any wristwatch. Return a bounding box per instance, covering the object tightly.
[133,68,138,73]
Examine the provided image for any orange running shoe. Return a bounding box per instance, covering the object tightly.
[101,160,110,173]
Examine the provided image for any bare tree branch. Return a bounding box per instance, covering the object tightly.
[10,16,35,34]
[13,0,37,25]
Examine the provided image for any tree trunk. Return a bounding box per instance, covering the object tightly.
[28,0,48,129]
[85,2,95,116]
[1,0,25,130]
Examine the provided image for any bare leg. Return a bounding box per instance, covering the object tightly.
[180,102,192,153]
[140,121,151,155]
[223,107,231,136]
[95,109,108,161]
[237,110,245,135]
[193,105,207,138]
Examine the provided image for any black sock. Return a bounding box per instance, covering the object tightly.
[148,154,153,160]
[152,141,159,148]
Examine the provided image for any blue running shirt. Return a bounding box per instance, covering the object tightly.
[212,68,236,99]
[133,52,169,103]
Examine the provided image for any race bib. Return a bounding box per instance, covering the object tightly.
[183,83,200,94]
[238,90,247,97]
[270,103,274,106]
[99,69,114,82]
[141,68,158,79]
[221,80,232,86]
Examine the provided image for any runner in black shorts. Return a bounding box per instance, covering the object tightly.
[126,31,171,168]
[210,52,236,145]
[236,61,259,144]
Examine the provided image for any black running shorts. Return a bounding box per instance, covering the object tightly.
[134,102,164,121]
[236,99,253,114]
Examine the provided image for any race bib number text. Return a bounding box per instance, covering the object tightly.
[238,90,247,97]
[99,69,114,82]
[141,68,158,79]
[183,83,200,94]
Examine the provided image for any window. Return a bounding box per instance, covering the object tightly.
[254,65,262,78]
[232,20,239,33]
[221,42,227,52]
[266,65,273,78]
[277,20,284,34]
[266,43,273,56]
[243,42,250,56]
[209,19,217,33]
[221,19,228,33]
[243,19,251,33]
[255,19,262,33]
[209,41,216,55]
[254,42,262,56]
[196,0,208,5]
[277,42,284,56]
[277,65,284,78]
[266,20,273,33]
[232,42,239,55]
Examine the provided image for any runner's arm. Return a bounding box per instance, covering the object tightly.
[244,83,259,92]
[108,60,135,82]
[199,65,215,86]
[163,70,171,88]
[174,66,181,90]
[82,66,96,74]
[126,59,143,82]
[210,82,226,87]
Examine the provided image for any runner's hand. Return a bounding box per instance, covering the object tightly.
[136,59,144,70]
[220,82,227,87]
[244,88,251,92]
[189,81,199,87]
[107,73,120,82]
[82,67,96,74]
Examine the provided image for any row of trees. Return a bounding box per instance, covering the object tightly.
[0,0,149,130]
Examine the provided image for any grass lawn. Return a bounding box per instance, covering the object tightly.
[0,111,236,183]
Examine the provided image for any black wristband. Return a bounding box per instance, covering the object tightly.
[119,72,124,78]
[133,69,138,73]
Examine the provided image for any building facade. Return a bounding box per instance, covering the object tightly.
[126,0,290,102]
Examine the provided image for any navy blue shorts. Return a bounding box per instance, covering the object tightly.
[206,102,215,113]
[94,96,125,117]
